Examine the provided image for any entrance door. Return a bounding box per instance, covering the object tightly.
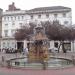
[17,42,24,52]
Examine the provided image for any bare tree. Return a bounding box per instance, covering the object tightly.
[42,21,74,53]
[14,22,35,41]
[14,21,75,53]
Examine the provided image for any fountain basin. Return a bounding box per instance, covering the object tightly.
[7,57,74,69]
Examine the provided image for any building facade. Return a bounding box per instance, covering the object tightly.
[1,2,73,52]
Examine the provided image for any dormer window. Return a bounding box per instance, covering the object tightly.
[46,14,49,18]
[11,16,13,20]
[31,15,33,19]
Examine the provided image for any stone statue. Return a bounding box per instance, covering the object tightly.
[28,22,49,64]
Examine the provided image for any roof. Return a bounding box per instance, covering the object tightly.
[27,6,71,14]
[3,10,26,16]
[28,6,71,12]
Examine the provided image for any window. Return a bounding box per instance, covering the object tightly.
[11,30,15,36]
[7,42,9,47]
[7,17,9,20]
[12,22,15,25]
[18,16,20,20]
[15,16,16,20]
[63,13,66,17]
[4,17,6,20]
[4,30,8,37]
[54,14,58,18]
[64,21,68,24]
[19,23,22,26]
[12,42,15,48]
[54,42,58,48]
[3,42,5,47]
[31,15,33,19]
[11,16,13,20]
[5,23,8,26]
[22,16,24,20]
[38,14,41,18]
[12,42,14,45]
[46,14,49,18]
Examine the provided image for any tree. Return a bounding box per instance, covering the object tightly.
[14,22,35,40]
[14,21,75,53]
[41,21,75,53]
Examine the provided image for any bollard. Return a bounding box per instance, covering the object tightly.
[71,55,75,65]
[24,62,26,66]
[42,61,48,70]
[7,60,11,68]
[1,56,5,67]
[2,56,4,62]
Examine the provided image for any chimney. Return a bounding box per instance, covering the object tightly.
[8,2,16,11]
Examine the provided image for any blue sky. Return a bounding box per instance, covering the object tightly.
[0,0,74,24]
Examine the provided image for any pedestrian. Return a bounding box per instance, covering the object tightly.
[1,56,5,66]
[24,47,28,56]
[2,56,5,62]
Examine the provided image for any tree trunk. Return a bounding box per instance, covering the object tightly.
[58,41,66,53]
[58,41,62,53]
[62,42,66,53]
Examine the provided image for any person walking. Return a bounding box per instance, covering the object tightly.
[25,47,28,56]
[23,47,28,56]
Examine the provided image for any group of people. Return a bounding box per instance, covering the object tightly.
[0,47,29,56]
[1,48,17,53]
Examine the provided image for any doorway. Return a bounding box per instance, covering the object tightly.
[17,42,24,52]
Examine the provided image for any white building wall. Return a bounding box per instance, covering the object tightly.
[1,39,16,50]
[27,11,72,26]
[1,7,72,51]
[24,40,28,48]
[50,40,54,48]
[71,41,75,52]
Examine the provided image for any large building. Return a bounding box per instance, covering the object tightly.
[1,2,73,52]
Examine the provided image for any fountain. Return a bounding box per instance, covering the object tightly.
[6,22,74,69]
[28,23,49,69]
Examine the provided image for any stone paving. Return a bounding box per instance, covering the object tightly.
[0,52,75,75]
[0,66,75,75]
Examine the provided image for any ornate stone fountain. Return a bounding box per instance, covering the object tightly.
[28,23,49,69]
